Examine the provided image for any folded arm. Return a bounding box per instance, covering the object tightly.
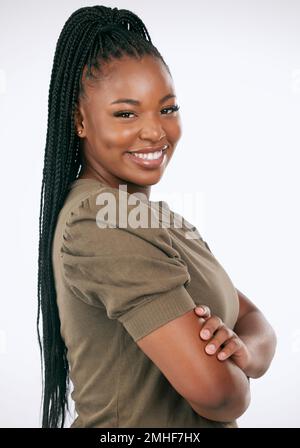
[233,288,277,379]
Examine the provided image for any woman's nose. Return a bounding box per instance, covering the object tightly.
[139,118,166,142]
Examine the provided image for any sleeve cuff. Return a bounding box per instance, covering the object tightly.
[118,285,196,342]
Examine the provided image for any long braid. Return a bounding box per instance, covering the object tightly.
[37,5,170,428]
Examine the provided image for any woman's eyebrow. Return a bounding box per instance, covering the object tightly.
[110,93,176,106]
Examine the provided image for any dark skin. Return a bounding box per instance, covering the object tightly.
[74,54,181,200]
[194,289,277,379]
[75,54,277,380]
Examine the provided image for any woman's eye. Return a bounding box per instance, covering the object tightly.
[161,104,180,114]
[113,111,135,119]
[113,105,180,119]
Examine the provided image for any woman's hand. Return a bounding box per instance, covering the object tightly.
[194,305,252,373]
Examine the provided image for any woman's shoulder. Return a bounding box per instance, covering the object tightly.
[59,179,177,257]
[63,180,160,229]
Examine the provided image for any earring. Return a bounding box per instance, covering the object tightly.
[77,130,82,135]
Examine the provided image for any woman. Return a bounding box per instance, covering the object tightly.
[38,5,277,428]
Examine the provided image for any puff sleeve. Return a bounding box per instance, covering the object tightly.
[61,190,196,342]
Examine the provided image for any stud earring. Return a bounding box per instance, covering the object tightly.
[77,130,82,135]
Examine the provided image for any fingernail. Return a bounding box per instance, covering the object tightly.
[206,344,215,354]
[201,329,210,339]
[218,352,226,360]
[196,306,205,313]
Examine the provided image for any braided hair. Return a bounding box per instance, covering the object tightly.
[37,5,171,428]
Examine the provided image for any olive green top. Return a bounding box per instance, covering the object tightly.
[52,178,239,428]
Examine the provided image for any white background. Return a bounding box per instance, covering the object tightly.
[0,0,299,427]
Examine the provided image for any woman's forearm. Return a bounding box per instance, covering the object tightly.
[234,309,277,379]
[187,359,251,422]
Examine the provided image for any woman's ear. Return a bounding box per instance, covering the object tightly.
[74,102,86,137]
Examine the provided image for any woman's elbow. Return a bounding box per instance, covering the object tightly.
[188,385,251,423]
[188,365,251,423]
[216,379,251,422]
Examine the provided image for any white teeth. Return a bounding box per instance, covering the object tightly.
[131,150,162,160]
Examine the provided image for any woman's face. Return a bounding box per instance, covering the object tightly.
[75,54,182,194]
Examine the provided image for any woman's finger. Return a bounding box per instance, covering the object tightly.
[194,305,211,319]
[204,325,234,354]
[217,336,242,360]
[199,315,223,340]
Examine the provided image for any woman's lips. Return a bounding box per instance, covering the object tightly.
[124,149,167,169]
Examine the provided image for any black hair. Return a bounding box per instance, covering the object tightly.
[37,4,170,428]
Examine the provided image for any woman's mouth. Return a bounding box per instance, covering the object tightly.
[125,147,168,169]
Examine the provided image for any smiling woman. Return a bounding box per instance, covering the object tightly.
[38,5,252,429]
[74,54,181,195]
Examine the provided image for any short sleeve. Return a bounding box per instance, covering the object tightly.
[61,189,196,342]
